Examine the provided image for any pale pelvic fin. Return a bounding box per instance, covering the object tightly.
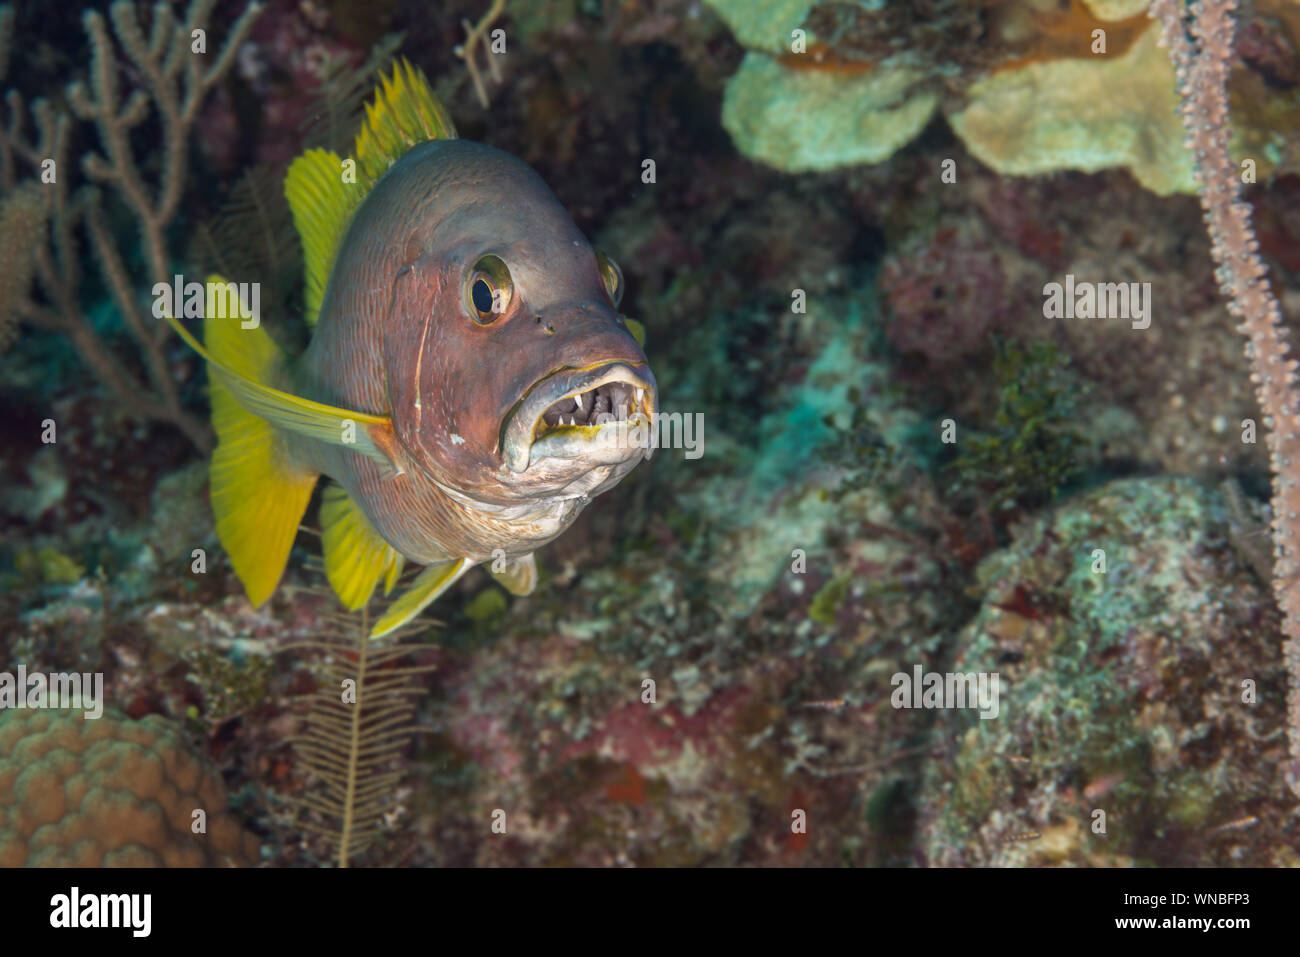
[370,558,474,639]
[490,553,538,596]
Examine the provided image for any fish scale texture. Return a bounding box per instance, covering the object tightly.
[0,707,258,866]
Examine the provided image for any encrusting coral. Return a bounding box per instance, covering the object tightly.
[0,706,259,866]
[708,0,1282,194]
[712,0,939,173]
[722,54,938,172]
[921,478,1295,866]
[949,18,1195,196]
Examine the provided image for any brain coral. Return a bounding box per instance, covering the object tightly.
[0,707,259,866]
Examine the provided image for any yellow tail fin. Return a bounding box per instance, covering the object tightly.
[203,277,318,607]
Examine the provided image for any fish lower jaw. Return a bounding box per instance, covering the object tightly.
[527,411,655,469]
[500,361,657,473]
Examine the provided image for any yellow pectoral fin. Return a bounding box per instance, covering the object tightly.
[489,553,537,596]
[320,484,406,610]
[162,294,404,474]
[370,558,474,639]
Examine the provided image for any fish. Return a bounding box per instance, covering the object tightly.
[166,61,657,638]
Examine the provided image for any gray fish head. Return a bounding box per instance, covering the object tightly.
[375,140,658,507]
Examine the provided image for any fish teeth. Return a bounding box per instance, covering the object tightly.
[635,387,644,405]
[574,392,584,411]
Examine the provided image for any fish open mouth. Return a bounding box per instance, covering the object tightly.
[535,380,647,434]
[501,361,657,473]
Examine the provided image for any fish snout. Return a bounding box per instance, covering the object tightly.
[528,299,641,353]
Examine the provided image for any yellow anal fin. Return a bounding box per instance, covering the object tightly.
[489,553,537,596]
[162,279,405,475]
[284,149,366,329]
[371,558,474,639]
[320,484,406,610]
[198,279,318,607]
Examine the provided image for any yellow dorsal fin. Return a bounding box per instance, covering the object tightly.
[371,558,474,639]
[284,149,365,328]
[354,59,457,184]
[320,483,406,610]
[283,59,455,329]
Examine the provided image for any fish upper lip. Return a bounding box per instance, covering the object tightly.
[500,360,657,472]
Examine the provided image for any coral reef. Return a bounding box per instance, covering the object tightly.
[919,478,1293,866]
[708,0,1293,193]
[0,706,259,866]
[0,0,1296,871]
[722,53,937,172]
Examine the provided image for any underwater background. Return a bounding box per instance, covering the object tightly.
[1,0,1299,867]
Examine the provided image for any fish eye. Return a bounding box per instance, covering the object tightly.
[464,254,513,324]
[596,249,623,308]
